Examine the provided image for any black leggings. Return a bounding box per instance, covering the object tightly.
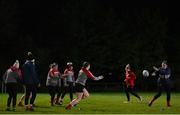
[61,82,74,101]
[48,86,60,103]
[124,86,140,101]
[25,84,37,105]
[6,83,17,107]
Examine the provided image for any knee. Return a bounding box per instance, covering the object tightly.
[82,94,89,99]
[85,93,90,98]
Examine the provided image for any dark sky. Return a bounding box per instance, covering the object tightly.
[15,1,170,44]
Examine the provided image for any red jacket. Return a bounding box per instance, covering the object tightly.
[124,71,136,88]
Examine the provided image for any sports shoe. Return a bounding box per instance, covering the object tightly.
[18,102,24,107]
[29,106,34,111]
[65,104,72,110]
[148,102,152,107]
[167,101,171,107]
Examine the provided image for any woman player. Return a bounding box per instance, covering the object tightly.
[46,63,62,106]
[58,62,75,104]
[3,60,22,111]
[123,64,142,103]
[65,62,103,109]
[148,60,172,107]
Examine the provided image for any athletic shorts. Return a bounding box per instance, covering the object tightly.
[75,83,85,93]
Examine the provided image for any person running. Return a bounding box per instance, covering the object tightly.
[148,60,172,107]
[46,63,61,106]
[123,64,142,103]
[3,60,22,111]
[59,62,75,104]
[22,52,40,111]
[65,62,103,110]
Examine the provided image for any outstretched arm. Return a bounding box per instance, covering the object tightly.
[153,66,159,71]
[152,66,160,76]
[84,69,103,80]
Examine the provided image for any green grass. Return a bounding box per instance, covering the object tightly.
[0,92,180,114]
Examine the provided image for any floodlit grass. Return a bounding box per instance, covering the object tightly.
[0,92,180,114]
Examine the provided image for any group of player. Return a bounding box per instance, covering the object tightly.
[1,51,172,111]
[46,60,104,110]
[123,60,172,107]
[46,62,75,106]
[2,52,104,111]
[2,52,39,111]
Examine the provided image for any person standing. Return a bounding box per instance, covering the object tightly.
[46,63,61,106]
[3,60,22,111]
[22,52,40,111]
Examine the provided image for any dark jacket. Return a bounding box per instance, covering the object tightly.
[22,60,39,85]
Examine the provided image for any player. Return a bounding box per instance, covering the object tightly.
[148,60,172,107]
[123,64,142,103]
[65,62,103,109]
[59,62,75,104]
[3,60,22,111]
[46,63,62,106]
[22,52,40,111]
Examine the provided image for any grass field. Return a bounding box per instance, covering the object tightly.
[0,92,180,114]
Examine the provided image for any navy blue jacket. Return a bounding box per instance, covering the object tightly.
[22,61,39,85]
[156,67,171,85]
